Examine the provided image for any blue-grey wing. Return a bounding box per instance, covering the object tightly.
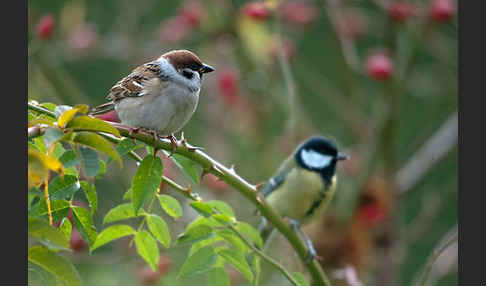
[261,166,294,197]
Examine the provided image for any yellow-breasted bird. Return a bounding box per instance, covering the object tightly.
[259,136,348,262]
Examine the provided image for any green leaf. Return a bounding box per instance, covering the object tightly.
[72,206,97,246]
[59,218,72,242]
[189,236,223,257]
[49,175,80,200]
[131,156,163,215]
[235,222,263,249]
[206,201,235,218]
[250,253,261,286]
[59,150,80,168]
[175,224,214,246]
[218,249,254,283]
[293,272,310,286]
[206,267,230,286]
[115,138,144,157]
[216,229,248,253]
[212,214,234,225]
[28,245,82,286]
[90,225,136,252]
[30,199,70,217]
[58,107,80,128]
[33,137,47,153]
[80,147,100,178]
[165,151,201,185]
[43,128,64,148]
[28,217,70,250]
[96,159,106,178]
[81,181,98,215]
[123,188,133,200]
[146,214,171,248]
[178,246,218,279]
[72,132,122,166]
[190,201,214,217]
[51,142,66,159]
[66,115,121,137]
[158,194,183,219]
[134,230,159,271]
[103,203,142,224]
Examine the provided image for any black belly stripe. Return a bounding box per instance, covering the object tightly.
[305,191,326,217]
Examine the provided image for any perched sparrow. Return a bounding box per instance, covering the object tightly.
[90,49,214,151]
[259,136,348,262]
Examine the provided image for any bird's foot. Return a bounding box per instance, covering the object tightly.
[149,130,161,158]
[128,127,141,144]
[289,219,321,264]
[179,132,204,152]
[165,134,178,156]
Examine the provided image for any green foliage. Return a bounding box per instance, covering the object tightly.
[72,206,97,246]
[134,230,160,271]
[90,225,136,252]
[158,194,183,219]
[28,246,82,286]
[146,214,171,248]
[28,217,70,250]
[131,155,163,215]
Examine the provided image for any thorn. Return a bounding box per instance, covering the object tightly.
[185,184,192,193]
[212,165,224,176]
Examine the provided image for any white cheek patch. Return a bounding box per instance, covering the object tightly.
[301,149,332,169]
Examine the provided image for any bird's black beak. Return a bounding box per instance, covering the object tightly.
[336,153,349,161]
[199,64,215,74]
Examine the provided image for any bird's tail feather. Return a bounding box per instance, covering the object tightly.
[89,102,115,115]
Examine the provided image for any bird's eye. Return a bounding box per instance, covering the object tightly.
[182,70,194,79]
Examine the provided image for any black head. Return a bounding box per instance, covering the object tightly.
[294,136,348,185]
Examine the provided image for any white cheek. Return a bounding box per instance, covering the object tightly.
[301,149,332,169]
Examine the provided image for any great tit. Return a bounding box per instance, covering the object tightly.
[258,136,348,262]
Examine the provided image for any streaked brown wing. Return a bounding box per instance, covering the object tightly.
[106,62,161,101]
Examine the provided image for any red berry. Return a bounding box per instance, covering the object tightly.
[243,2,270,21]
[279,1,318,27]
[179,1,204,27]
[357,202,386,227]
[70,229,88,252]
[429,0,456,22]
[364,52,394,80]
[387,2,418,23]
[216,68,240,106]
[36,14,55,40]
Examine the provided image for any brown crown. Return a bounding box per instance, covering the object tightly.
[161,50,203,72]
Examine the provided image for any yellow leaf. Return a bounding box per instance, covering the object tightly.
[58,108,80,128]
[28,149,64,175]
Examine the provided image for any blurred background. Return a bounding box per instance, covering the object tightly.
[28,0,457,285]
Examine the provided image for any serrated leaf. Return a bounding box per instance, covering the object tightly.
[218,249,253,283]
[59,218,72,242]
[216,229,248,253]
[158,194,183,219]
[103,203,143,224]
[206,201,235,218]
[72,206,97,246]
[40,102,57,112]
[66,115,121,137]
[49,175,80,200]
[190,201,214,217]
[293,272,310,286]
[146,214,171,248]
[178,246,218,279]
[115,138,144,157]
[28,217,70,250]
[207,267,230,286]
[79,147,100,178]
[165,151,201,185]
[235,222,263,249]
[73,132,122,167]
[134,231,159,271]
[51,142,66,159]
[176,225,214,246]
[81,181,97,215]
[43,128,64,148]
[131,156,163,215]
[90,225,136,252]
[189,236,224,257]
[28,245,82,286]
[30,199,70,217]
[59,150,80,168]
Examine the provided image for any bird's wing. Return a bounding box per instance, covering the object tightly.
[106,62,162,101]
[261,155,297,197]
[89,62,161,115]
